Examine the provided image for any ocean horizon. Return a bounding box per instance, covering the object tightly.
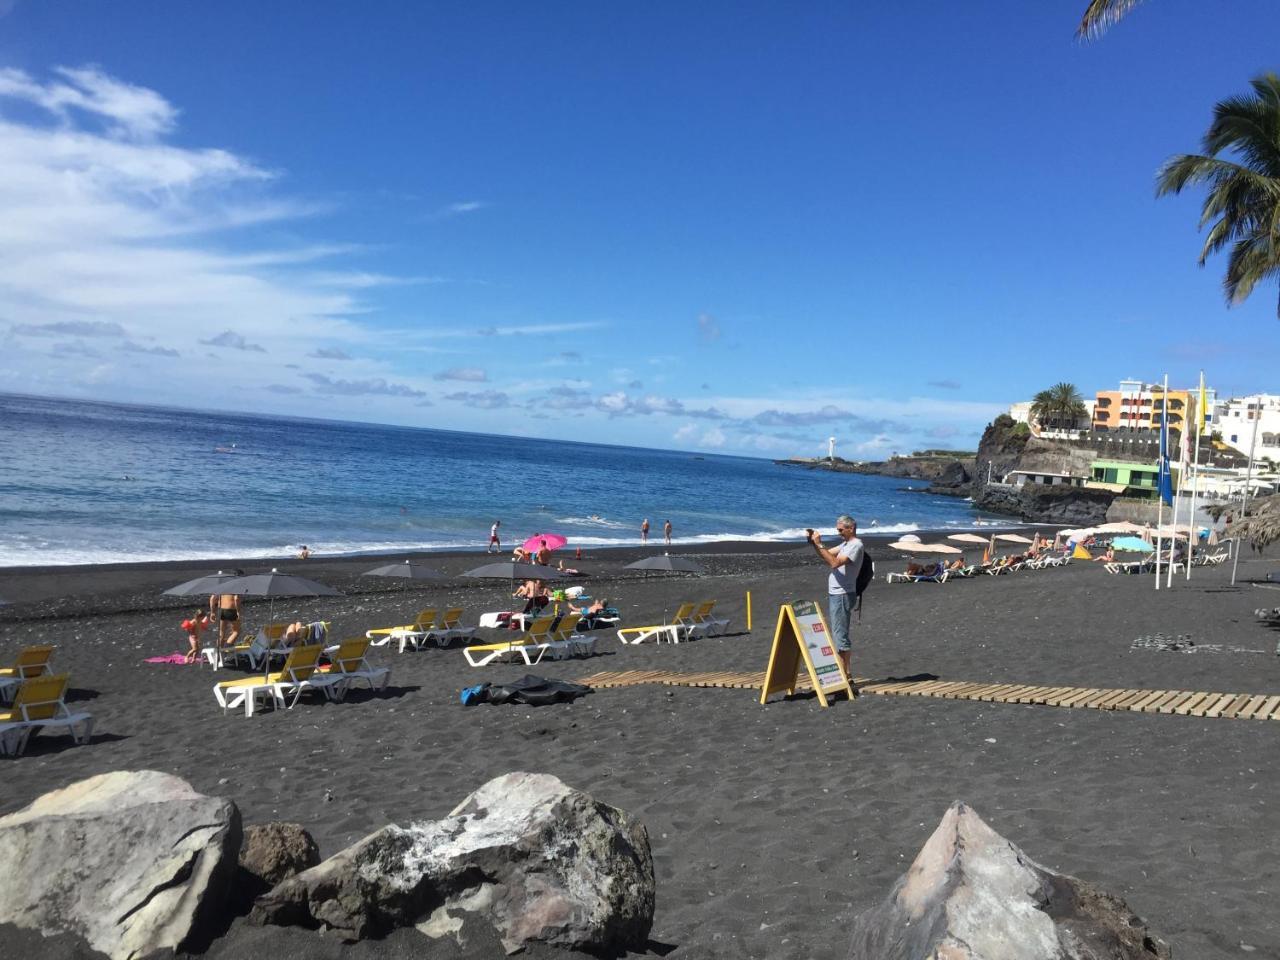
[0,392,1011,568]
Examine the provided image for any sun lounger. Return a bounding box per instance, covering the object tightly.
[1104,555,1155,575]
[212,644,326,716]
[887,564,949,584]
[0,645,55,704]
[322,639,390,699]
[432,608,477,647]
[691,601,730,636]
[618,603,696,645]
[545,613,586,659]
[0,674,95,757]
[209,622,287,670]
[463,616,555,667]
[366,609,437,651]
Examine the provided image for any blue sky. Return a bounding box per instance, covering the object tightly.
[1,0,1277,457]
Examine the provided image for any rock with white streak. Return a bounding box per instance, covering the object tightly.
[251,771,654,954]
[848,802,1172,960]
[0,770,241,960]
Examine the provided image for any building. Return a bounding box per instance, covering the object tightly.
[1086,459,1169,500]
[1091,379,1216,434]
[1002,469,1086,488]
[1009,398,1095,436]
[1214,394,1280,457]
[1008,401,1032,425]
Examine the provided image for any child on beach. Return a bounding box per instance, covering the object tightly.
[181,610,209,663]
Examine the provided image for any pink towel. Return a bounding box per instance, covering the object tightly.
[144,653,192,664]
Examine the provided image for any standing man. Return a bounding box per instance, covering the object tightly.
[641,518,650,544]
[663,519,672,545]
[488,520,501,554]
[807,516,864,679]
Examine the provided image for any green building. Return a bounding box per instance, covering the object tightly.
[1087,459,1176,500]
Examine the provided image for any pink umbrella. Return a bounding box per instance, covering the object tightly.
[522,533,568,553]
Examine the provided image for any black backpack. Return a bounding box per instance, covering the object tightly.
[854,551,874,619]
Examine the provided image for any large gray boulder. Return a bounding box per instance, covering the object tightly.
[0,770,241,960]
[849,802,1171,960]
[252,771,654,954]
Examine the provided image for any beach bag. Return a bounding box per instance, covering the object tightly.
[854,552,874,620]
[460,683,491,706]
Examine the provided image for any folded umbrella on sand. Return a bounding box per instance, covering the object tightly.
[624,554,706,575]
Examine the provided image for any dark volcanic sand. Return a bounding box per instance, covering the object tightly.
[2,538,1279,959]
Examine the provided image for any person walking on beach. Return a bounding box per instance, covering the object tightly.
[641,518,650,544]
[807,516,864,679]
[488,520,501,553]
[663,519,672,545]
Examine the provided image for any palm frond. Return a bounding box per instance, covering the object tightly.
[1077,0,1147,40]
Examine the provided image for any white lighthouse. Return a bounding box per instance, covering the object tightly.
[827,436,836,461]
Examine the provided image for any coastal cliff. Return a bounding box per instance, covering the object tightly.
[774,454,975,493]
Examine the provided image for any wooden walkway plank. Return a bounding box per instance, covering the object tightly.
[1220,694,1254,719]
[1201,694,1238,719]
[1254,694,1280,720]
[1237,695,1270,720]
[1173,692,1211,716]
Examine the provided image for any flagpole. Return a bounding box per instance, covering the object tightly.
[1230,405,1261,587]
[1166,440,1180,590]
[1157,373,1167,586]
[1185,371,1205,580]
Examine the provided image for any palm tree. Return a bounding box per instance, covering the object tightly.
[1156,73,1280,318]
[1029,383,1088,432]
[1077,0,1148,39]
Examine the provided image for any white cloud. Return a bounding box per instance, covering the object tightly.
[0,65,396,400]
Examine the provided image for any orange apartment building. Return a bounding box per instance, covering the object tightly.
[1092,379,1200,433]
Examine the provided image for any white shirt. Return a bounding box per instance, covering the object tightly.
[828,538,865,595]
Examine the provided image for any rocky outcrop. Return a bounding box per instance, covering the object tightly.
[776,455,975,491]
[0,770,241,960]
[978,482,1114,526]
[251,771,654,954]
[848,802,1171,960]
[239,822,320,892]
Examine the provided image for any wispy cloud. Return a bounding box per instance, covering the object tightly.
[200,330,266,352]
[697,312,721,343]
[119,340,179,357]
[435,366,488,383]
[428,200,488,221]
[442,389,511,409]
[12,319,126,338]
[474,321,605,338]
[266,383,303,395]
[303,373,426,398]
[309,347,351,361]
[927,379,962,390]
[0,65,177,139]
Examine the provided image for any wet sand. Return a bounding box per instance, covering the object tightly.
[2,538,1279,959]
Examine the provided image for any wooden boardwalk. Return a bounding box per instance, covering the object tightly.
[575,670,1280,721]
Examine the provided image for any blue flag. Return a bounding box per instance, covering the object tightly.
[1157,393,1174,506]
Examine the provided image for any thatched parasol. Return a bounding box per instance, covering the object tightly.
[1230,494,1280,548]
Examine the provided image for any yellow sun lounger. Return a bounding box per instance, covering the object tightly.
[617,603,695,645]
[0,674,95,757]
[0,644,55,704]
[366,609,437,652]
[323,639,391,699]
[463,615,555,667]
[212,644,327,716]
[433,607,477,646]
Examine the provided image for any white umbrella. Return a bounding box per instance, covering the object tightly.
[947,533,990,544]
[888,541,962,554]
[897,534,922,543]
[995,534,1035,544]
[1093,521,1146,534]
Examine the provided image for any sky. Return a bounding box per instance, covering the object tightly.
[1,0,1278,459]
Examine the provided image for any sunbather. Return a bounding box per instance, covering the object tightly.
[1094,546,1115,563]
[556,559,580,574]
[512,546,532,563]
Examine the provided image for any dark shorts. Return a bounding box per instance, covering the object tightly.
[220,609,238,623]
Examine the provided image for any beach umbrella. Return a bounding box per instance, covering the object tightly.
[162,571,238,597]
[624,554,706,575]
[888,541,962,554]
[1112,536,1154,552]
[897,534,922,543]
[946,533,990,545]
[522,533,568,554]
[362,560,448,582]
[1094,521,1146,534]
[462,561,567,582]
[216,569,342,680]
[995,534,1035,545]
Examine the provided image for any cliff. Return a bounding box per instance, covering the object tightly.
[774,455,975,490]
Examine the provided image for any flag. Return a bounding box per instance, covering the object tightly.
[1198,372,1207,435]
[1157,393,1174,506]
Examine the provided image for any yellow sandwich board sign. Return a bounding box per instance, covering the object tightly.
[760,600,856,707]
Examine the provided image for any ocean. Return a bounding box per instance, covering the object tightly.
[0,393,1004,567]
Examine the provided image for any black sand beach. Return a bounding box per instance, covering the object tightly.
[3,537,1279,959]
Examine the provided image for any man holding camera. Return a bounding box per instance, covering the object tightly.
[807,515,864,677]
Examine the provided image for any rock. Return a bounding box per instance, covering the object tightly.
[848,802,1171,960]
[239,822,320,889]
[0,770,241,960]
[251,771,654,954]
